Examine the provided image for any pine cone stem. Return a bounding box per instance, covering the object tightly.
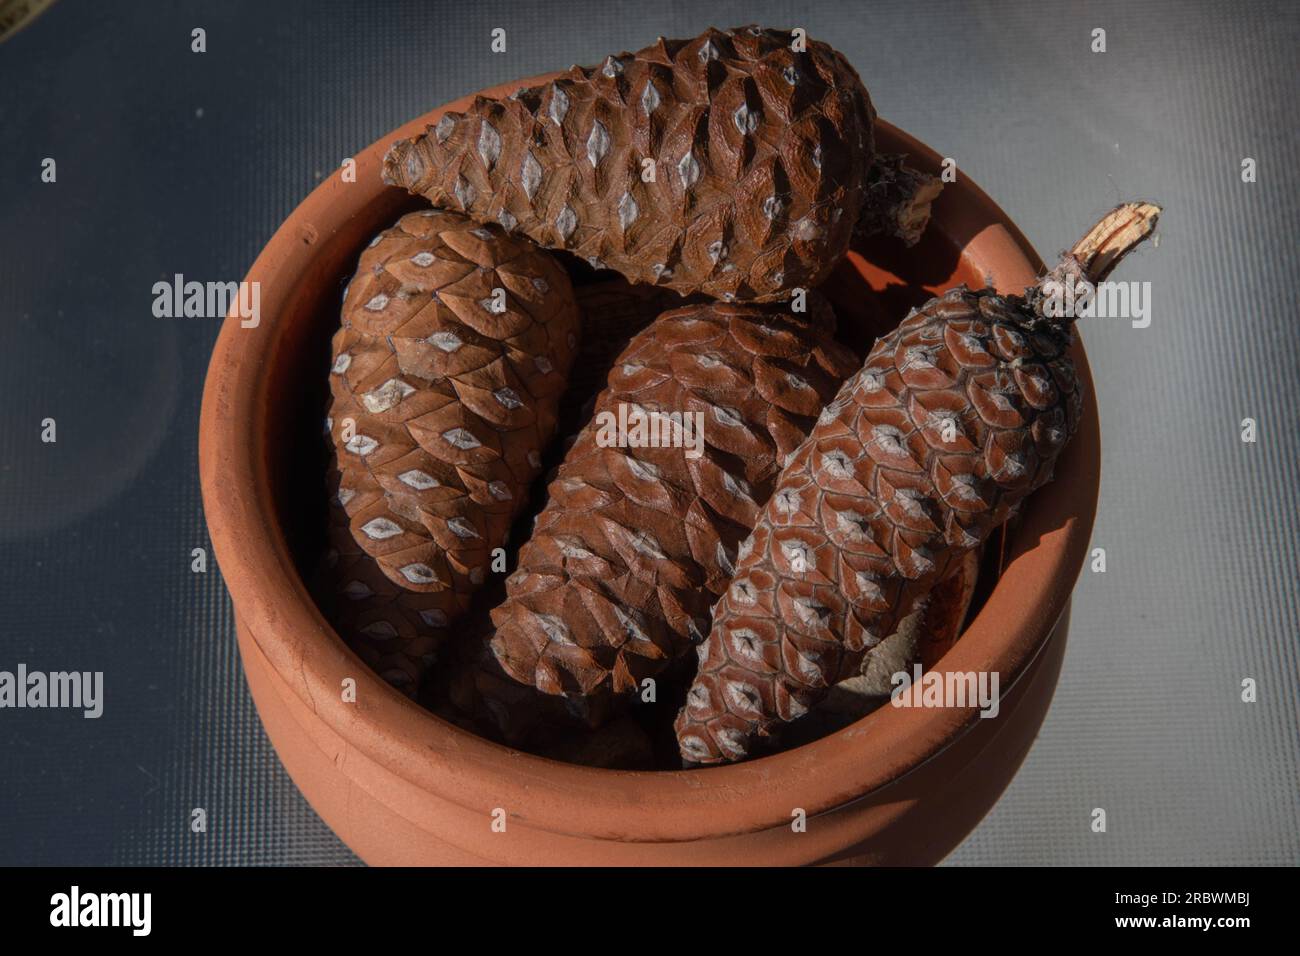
[1034,202,1161,321]
[1070,201,1162,284]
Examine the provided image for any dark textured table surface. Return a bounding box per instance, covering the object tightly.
[1,0,1296,865]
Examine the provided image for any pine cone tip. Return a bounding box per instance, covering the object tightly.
[857,153,944,247]
[381,138,416,189]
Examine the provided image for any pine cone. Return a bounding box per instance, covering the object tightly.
[325,209,580,693]
[383,26,938,303]
[484,298,858,716]
[675,202,1161,763]
[857,152,946,247]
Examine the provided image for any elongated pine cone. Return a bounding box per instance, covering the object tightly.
[484,298,858,716]
[675,202,1161,763]
[326,209,580,692]
[383,26,938,303]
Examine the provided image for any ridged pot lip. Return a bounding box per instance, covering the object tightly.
[200,72,1099,846]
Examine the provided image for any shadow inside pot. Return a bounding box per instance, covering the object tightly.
[823,179,1014,358]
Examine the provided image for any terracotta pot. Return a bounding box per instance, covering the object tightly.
[199,74,1099,866]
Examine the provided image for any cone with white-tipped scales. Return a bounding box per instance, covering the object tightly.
[675,202,1161,763]
[477,298,858,727]
[324,209,580,693]
[382,26,939,303]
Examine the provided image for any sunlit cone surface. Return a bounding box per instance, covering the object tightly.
[675,203,1161,763]
[383,26,938,302]
[484,298,858,716]
[324,209,580,693]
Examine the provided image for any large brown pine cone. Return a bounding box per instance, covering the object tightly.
[383,26,938,303]
[483,298,858,716]
[324,209,580,693]
[675,203,1160,763]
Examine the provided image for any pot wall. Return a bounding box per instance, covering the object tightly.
[238,606,1071,866]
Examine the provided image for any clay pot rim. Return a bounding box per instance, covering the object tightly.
[199,73,1099,845]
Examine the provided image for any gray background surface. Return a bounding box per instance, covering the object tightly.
[0,0,1296,865]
